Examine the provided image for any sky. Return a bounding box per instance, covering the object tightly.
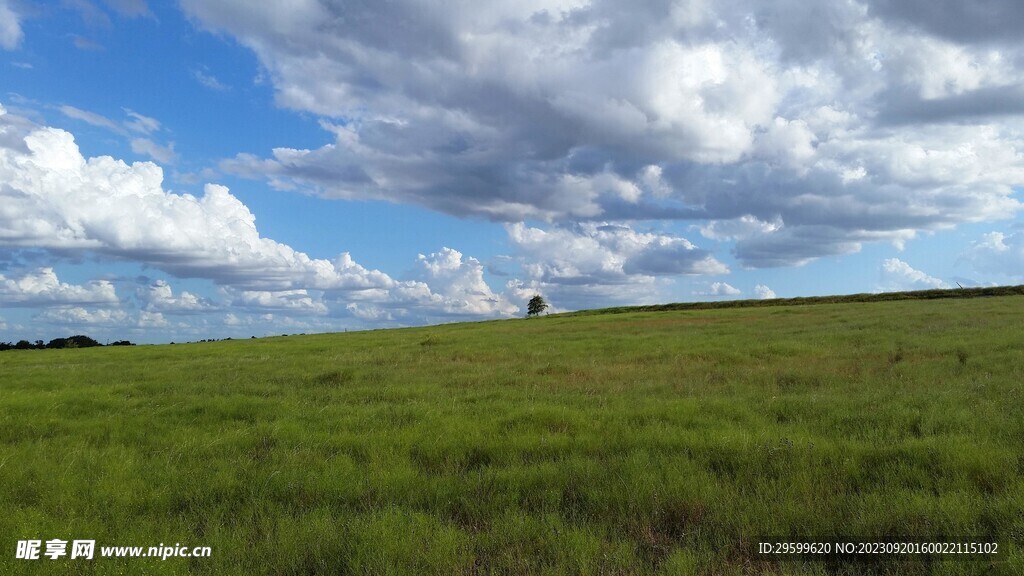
[1,0,1023,344]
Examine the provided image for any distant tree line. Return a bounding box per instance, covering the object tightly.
[0,335,134,351]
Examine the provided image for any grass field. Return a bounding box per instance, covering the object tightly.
[2,293,1023,574]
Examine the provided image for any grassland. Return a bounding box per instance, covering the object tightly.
[1,294,1023,574]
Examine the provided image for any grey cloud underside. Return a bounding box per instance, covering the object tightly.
[876,85,1024,125]
[188,0,1024,267]
[867,0,1024,43]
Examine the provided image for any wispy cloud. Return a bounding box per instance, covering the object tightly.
[130,137,176,163]
[192,68,229,92]
[102,0,152,19]
[70,34,104,51]
[0,0,22,50]
[59,104,126,134]
[123,108,160,133]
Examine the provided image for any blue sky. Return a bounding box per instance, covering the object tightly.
[1,0,1022,344]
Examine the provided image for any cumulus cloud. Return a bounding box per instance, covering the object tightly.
[0,267,118,306]
[700,215,783,242]
[38,307,129,326]
[185,0,1024,267]
[0,0,22,50]
[878,258,948,292]
[754,284,777,299]
[142,280,212,312]
[501,222,726,310]
[0,118,397,292]
[408,248,518,316]
[695,282,742,297]
[137,310,168,327]
[232,289,328,315]
[508,222,727,284]
[0,107,528,330]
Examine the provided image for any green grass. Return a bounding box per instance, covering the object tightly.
[2,295,1023,574]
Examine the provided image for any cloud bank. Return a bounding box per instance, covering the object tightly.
[185,0,1024,268]
[0,104,523,328]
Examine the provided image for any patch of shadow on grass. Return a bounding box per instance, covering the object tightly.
[635,500,709,568]
[954,347,969,366]
[501,412,578,435]
[314,369,356,387]
[249,434,277,462]
[535,363,571,376]
[775,370,824,391]
[409,444,493,476]
[888,345,905,365]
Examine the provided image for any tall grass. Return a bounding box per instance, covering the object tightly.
[1,296,1022,574]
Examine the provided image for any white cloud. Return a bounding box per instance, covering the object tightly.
[185,0,1024,267]
[501,221,727,311]
[0,0,22,50]
[409,248,518,316]
[232,289,328,315]
[137,310,168,327]
[752,117,818,170]
[0,268,118,306]
[142,280,211,312]
[38,307,129,326]
[345,302,393,322]
[695,282,741,297]
[700,215,783,242]
[508,222,727,283]
[754,284,777,299]
[0,108,534,331]
[878,258,948,291]
[0,120,397,293]
[963,230,1024,279]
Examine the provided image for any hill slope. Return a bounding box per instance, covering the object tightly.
[2,295,1022,574]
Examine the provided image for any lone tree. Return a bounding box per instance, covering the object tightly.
[527,295,548,317]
